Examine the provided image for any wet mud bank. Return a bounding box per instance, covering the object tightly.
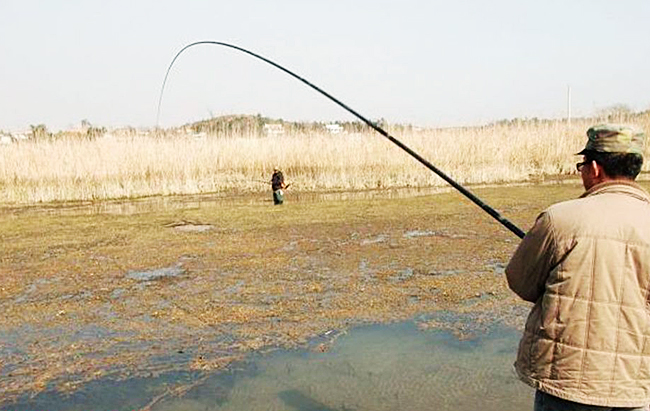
[0,181,612,407]
[4,314,533,411]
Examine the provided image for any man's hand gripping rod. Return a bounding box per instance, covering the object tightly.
[157,41,526,239]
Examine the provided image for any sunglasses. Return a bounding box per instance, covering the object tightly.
[576,160,592,172]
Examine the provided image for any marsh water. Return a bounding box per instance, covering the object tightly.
[3,316,532,411]
[2,184,584,410]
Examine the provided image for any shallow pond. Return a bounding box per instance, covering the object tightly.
[4,184,573,409]
[3,317,532,411]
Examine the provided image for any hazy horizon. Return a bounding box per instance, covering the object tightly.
[1,0,649,132]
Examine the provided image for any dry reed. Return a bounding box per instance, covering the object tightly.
[1,115,649,205]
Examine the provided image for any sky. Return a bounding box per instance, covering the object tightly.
[1,0,649,132]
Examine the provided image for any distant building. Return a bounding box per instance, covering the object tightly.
[263,123,284,136]
[0,131,30,144]
[0,132,13,145]
[325,124,343,134]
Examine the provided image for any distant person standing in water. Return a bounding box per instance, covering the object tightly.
[271,168,288,205]
[506,124,650,411]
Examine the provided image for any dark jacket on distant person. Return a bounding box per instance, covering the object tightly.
[271,170,285,191]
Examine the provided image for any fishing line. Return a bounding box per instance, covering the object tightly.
[156,41,525,239]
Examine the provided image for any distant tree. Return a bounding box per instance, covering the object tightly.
[598,104,633,122]
[86,126,106,139]
[30,124,49,140]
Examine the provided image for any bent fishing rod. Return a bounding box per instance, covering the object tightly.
[156,41,526,239]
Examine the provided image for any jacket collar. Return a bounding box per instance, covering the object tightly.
[580,180,650,203]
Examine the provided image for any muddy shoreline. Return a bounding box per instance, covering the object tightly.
[1,180,617,406]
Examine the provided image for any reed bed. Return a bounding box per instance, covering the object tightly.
[1,115,648,205]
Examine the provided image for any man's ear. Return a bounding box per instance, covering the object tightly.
[591,160,607,180]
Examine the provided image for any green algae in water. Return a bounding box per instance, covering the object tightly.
[3,320,532,411]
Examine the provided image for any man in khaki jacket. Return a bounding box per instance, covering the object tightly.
[506,124,650,411]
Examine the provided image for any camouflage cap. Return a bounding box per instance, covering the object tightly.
[578,124,645,155]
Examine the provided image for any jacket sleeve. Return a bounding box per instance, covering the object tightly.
[505,211,558,303]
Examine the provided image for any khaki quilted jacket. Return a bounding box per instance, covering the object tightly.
[506,181,650,407]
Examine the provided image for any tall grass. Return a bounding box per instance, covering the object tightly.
[1,114,649,205]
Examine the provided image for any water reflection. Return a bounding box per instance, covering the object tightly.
[1,188,446,217]
[2,177,586,217]
[156,320,533,411]
[278,390,339,411]
[3,319,532,411]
